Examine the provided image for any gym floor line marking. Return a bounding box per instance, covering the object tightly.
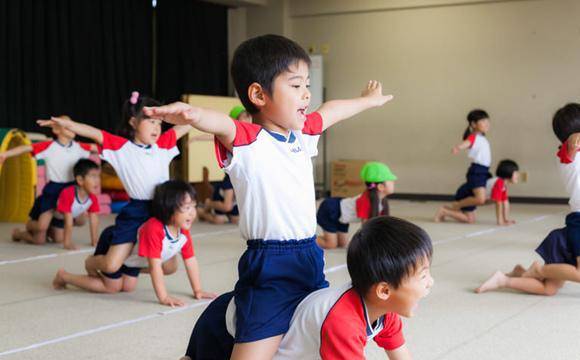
[0,229,240,266]
[0,212,557,357]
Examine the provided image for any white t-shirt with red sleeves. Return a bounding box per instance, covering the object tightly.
[215,113,323,241]
[99,130,179,200]
[123,217,194,268]
[486,177,508,203]
[339,191,386,224]
[54,185,100,220]
[224,283,404,360]
[557,142,580,212]
[31,140,92,183]
[466,133,491,167]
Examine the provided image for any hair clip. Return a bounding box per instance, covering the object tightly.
[368,183,377,189]
[130,91,140,105]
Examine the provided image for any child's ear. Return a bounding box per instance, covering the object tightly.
[375,282,391,301]
[248,83,267,109]
[129,117,138,129]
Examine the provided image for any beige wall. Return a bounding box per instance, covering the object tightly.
[242,0,580,197]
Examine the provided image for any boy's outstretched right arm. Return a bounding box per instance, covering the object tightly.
[37,117,104,145]
[452,139,471,155]
[144,103,236,151]
[0,145,33,164]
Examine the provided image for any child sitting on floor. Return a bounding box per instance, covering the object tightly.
[316,161,396,249]
[181,216,434,360]
[435,159,519,225]
[53,180,216,307]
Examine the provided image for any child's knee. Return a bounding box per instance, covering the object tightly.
[122,282,137,293]
[475,196,486,206]
[104,282,123,294]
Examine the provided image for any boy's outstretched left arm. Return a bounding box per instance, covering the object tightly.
[88,213,99,247]
[183,257,217,300]
[502,200,515,225]
[316,80,393,131]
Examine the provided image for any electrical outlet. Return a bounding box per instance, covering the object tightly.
[321,43,330,54]
[519,171,528,183]
[308,44,317,54]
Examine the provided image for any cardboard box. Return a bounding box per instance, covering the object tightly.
[330,160,369,198]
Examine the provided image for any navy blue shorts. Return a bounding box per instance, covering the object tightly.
[535,227,577,266]
[185,292,235,360]
[232,237,328,342]
[215,205,239,217]
[454,183,477,212]
[317,197,349,233]
[108,199,151,246]
[465,163,491,189]
[566,213,580,259]
[94,225,141,279]
[29,181,72,220]
[50,217,65,229]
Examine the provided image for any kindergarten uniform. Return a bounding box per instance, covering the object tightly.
[51,185,100,228]
[536,228,577,266]
[212,174,239,217]
[211,113,329,342]
[317,191,386,233]
[556,143,580,257]
[28,140,92,220]
[455,176,508,212]
[184,283,405,360]
[95,217,194,279]
[463,132,492,190]
[96,130,178,247]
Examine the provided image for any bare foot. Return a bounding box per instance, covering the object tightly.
[434,207,446,223]
[522,261,544,279]
[506,264,526,277]
[475,271,508,293]
[52,268,67,290]
[11,228,21,242]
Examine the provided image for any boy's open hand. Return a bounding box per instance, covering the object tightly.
[37,116,72,129]
[361,80,393,107]
[144,102,201,126]
[160,295,186,308]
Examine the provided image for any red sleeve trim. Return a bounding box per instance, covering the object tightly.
[557,142,574,164]
[467,133,476,148]
[56,186,75,213]
[157,128,177,149]
[180,230,195,259]
[31,141,52,156]
[138,218,165,259]
[79,142,93,152]
[88,194,100,213]
[100,131,128,152]
[214,120,261,168]
[302,112,323,135]
[374,313,405,350]
[355,191,372,220]
[320,289,367,360]
[490,178,507,202]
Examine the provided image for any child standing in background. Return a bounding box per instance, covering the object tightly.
[1,116,96,245]
[38,91,192,277]
[316,162,396,249]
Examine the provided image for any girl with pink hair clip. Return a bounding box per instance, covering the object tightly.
[38,91,193,279]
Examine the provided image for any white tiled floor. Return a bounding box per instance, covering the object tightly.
[0,200,576,359]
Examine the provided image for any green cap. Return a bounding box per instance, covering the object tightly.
[360,161,397,183]
[229,105,247,120]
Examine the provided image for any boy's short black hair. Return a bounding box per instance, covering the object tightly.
[553,103,580,142]
[152,180,197,225]
[496,159,519,179]
[231,34,311,114]
[73,159,99,178]
[467,109,489,123]
[347,216,433,296]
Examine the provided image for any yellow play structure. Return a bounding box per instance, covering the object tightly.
[0,129,36,222]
